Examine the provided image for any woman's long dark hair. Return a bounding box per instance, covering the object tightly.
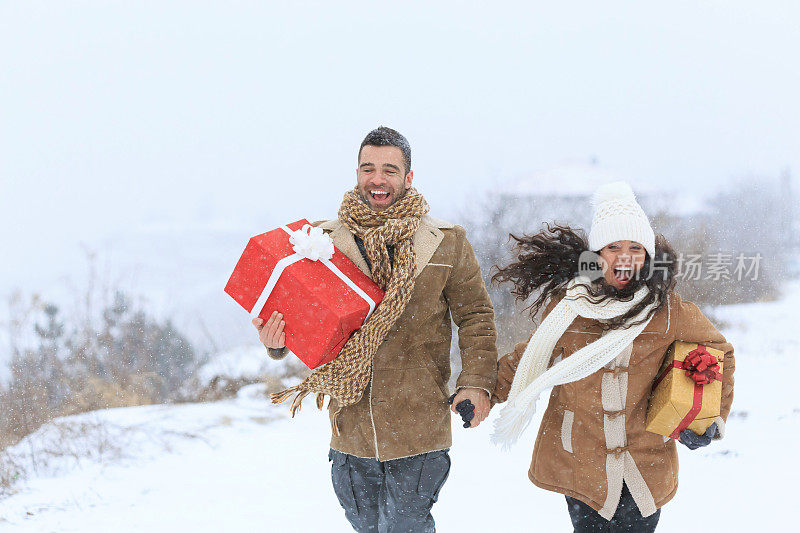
[492,223,677,330]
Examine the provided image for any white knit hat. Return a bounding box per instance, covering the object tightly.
[588,181,655,257]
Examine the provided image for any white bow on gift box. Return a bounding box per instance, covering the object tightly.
[249,224,377,321]
[288,224,335,262]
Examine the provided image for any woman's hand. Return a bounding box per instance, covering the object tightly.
[678,422,717,450]
[491,352,520,405]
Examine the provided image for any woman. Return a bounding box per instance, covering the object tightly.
[490,182,734,532]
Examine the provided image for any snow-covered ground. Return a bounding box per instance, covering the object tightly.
[1,282,799,532]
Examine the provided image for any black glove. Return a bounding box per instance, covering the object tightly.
[448,393,475,428]
[678,422,717,450]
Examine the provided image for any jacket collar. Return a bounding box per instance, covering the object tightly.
[318,214,451,279]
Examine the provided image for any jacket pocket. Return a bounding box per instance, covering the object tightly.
[421,363,449,401]
[561,410,575,453]
[329,449,359,515]
[417,449,451,502]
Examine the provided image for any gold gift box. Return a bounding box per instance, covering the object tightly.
[645,341,724,439]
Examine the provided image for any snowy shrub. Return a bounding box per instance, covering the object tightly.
[192,345,310,401]
[0,290,201,450]
[63,291,198,409]
[648,179,787,306]
[0,449,23,497]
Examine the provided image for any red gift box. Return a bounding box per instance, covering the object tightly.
[225,219,384,369]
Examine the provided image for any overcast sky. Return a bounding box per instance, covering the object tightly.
[2,1,799,291]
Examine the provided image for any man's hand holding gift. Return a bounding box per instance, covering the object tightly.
[448,388,490,428]
[253,311,286,359]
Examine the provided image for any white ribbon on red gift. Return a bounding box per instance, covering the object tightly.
[250,224,378,322]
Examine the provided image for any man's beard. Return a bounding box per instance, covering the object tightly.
[358,186,407,210]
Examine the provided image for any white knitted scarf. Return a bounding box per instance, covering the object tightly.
[491,276,657,449]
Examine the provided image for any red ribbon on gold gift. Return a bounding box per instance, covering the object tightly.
[652,344,723,439]
[682,345,722,385]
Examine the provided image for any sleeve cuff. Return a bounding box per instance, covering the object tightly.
[455,384,492,398]
[267,346,289,360]
[455,373,496,397]
[712,416,726,440]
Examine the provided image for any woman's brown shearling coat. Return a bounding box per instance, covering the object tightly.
[493,291,734,513]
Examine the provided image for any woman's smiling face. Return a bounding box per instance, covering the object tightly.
[598,240,647,289]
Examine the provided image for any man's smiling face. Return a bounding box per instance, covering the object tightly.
[356,145,413,211]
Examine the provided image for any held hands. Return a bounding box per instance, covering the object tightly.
[448,388,490,428]
[252,311,286,349]
[678,422,718,450]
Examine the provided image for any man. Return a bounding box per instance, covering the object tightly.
[252,126,497,532]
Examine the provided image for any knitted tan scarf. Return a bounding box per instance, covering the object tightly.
[271,186,429,434]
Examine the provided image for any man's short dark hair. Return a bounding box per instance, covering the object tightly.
[358,126,412,175]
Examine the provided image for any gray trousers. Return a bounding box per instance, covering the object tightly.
[328,448,451,533]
